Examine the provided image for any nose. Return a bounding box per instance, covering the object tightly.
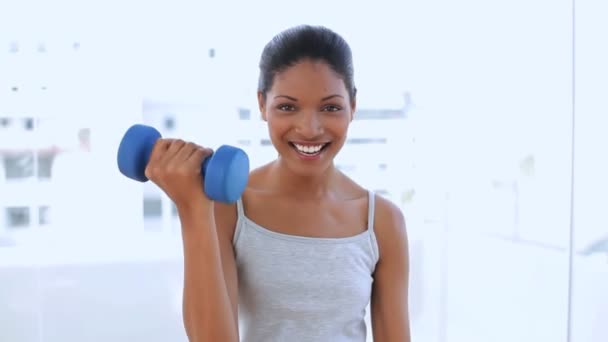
[295,111,323,138]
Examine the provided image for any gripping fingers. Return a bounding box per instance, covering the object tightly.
[145,139,174,180]
[188,146,213,171]
[175,142,199,162]
[147,139,172,165]
[162,139,187,164]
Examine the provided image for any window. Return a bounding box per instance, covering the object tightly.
[143,197,162,218]
[346,138,387,144]
[354,109,406,120]
[2,151,55,180]
[38,206,50,225]
[0,117,11,128]
[238,108,251,120]
[3,152,34,179]
[336,164,357,172]
[37,152,54,179]
[5,207,30,229]
[164,115,176,130]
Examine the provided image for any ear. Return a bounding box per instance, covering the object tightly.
[258,91,268,121]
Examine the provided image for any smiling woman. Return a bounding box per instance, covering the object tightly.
[220,25,411,342]
[168,25,412,342]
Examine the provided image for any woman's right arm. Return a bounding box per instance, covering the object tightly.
[143,138,239,341]
[180,202,239,342]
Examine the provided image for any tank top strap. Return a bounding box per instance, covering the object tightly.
[367,190,380,264]
[236,196,245,218]
[233,197,246,246]
[367,190,376,232]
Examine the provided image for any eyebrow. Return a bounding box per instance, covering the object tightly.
[274,94,344,101]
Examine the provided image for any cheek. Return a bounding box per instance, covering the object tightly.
[327,117,350,136]
[267,118,289,139]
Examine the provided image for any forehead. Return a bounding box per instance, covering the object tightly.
[270,60,348,97]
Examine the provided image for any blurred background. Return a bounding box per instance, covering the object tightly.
[0,0,606,341]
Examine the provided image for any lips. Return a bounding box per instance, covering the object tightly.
[288,142,331,156]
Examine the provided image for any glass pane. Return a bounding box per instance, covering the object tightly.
[398,2,573,341]
[37,152,55,179]
[3,152,34,179]
[38,206,50,226]
[5,207,30,229]
[571,0,608,341]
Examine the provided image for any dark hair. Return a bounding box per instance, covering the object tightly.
[258,25,357,101]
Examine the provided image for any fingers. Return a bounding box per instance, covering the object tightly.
[145,139,172,180]
[147,138,172,167]
[187,146,214,172]
[161,139,187,165]
[173,142,213,168]
[145,138,213,181]
[174,142,199,162]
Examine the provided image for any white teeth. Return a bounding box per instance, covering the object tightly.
[294,143,325,154]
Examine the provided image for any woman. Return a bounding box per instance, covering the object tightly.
[145,25,411,342]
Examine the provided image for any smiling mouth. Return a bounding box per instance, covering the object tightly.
[289,142,331,156]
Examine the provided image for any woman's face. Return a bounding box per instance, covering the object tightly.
[259,59,356,177]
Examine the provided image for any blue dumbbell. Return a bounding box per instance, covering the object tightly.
[117,124,249,203]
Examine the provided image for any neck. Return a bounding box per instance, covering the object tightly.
[270,158,340,200]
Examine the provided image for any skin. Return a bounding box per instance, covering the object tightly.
[145,59,411,341]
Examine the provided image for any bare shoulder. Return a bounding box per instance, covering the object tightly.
[370,194,411,341]
[338,172,374,200]
[213,163,271,239]
[373,194,408,260]
[339,171,408,255]
[243,162,273,190]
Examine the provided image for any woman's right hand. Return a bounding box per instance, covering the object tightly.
[144,138,214,210]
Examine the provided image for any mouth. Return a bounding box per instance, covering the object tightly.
[288,142,331,157]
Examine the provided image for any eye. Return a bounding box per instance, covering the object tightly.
[277,104,296,112]
[322,105,342,112]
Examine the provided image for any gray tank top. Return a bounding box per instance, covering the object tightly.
[233,190,379,342]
